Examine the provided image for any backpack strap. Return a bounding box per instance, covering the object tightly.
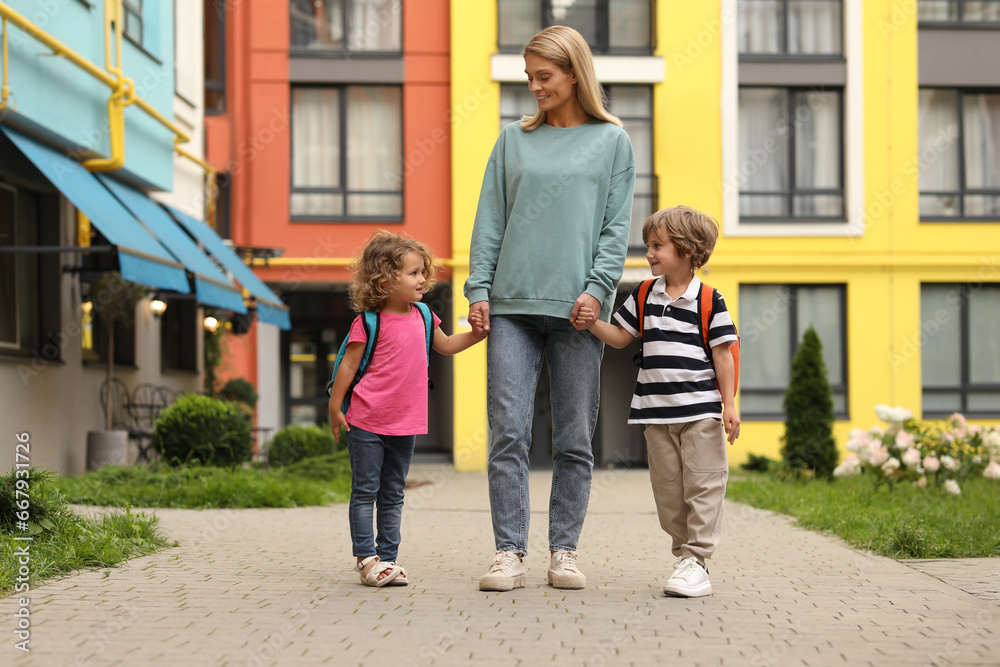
[414,302,435,390]
[632,278,657,368]
[326,311,379,413]
[698,282,715,356]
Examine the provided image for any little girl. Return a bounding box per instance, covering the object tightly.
[329,231,486,587]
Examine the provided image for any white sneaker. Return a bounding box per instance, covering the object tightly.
[547,550,586,589]
[479,551,526,591]
[662,557,712,597]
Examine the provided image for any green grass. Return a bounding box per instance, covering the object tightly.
[51,452,352,509]
[727,473,1000,559]
[1,470,170,595]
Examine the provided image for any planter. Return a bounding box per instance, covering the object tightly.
[86,430,129,470]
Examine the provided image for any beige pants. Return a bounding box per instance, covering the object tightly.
[645,419,728,566]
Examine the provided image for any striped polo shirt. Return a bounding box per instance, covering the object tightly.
[613,276,738,424]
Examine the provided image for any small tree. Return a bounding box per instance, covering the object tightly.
[91,272,148,430]
[781,325,838,479]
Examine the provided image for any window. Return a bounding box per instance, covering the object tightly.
[918,0,1000,22]
[921,283,1000,417]
[204,0,226,114]
[918,89,1000,220]
[290,0,402,52]
[737,87,844,220]
[499,83,655,248]
[738,0,842,55]
[739,284,847,418]
[498,0,654,54]
[160,298,197,372]
[80,232,136,368]
[0,182,61,361]
[123,0,143,44]
[291,86,403,220]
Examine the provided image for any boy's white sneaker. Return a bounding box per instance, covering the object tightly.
[547,550,586,589]
[479,551,526,591]
[663,557,712,597]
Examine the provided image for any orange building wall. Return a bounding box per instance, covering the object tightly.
[205,1,453,387]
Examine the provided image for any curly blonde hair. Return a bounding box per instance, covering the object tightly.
[348,231,439,312]
[641,206,719,271]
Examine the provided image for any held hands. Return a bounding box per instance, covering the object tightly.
[468,309,489,339]
[722,403,741,445]
[469,301,491,338]
[570,293,600,330]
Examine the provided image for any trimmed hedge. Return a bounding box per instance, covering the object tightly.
[268,424,342,467]
[153,394,252,466]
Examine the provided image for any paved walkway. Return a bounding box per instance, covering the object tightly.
[4,464,999,666]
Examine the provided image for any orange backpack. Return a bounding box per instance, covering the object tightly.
[634,279,740,399]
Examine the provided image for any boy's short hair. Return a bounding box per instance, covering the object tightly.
[641,205,719,270]
[349,230,439,312]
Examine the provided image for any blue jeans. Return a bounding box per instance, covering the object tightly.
[347,426,416,561]
[487,314,604,555]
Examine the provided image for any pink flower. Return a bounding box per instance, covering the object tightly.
[869,445,890,466]
[902,448,923,468]
[944,479,961,495]
[949,412,967,427]
[968,424,982,435]
[923,456,941,473]
[894,431,915,450]
[914,477,928,489]
[984,461,1000,480]
[941,455,960,471]
[951,427,967,440]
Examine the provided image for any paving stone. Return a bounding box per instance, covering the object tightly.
[2,465,999,666]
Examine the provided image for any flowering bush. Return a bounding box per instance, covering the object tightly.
[834,405,1000,494]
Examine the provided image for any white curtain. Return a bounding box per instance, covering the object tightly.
[739,284,792,415]
[918,89,960,216]
[963,93,1000,216]
[739,0,782,54]
[788,0,841,54]
[609,0,652,49]
[969,286,1000,384]
[346,86,403,216]
[498,0,542,48]
[292,89,341,216]
[738,87,788,216]
[793,89,841,216]
[964,1,1000,20]
[347,0,402,51]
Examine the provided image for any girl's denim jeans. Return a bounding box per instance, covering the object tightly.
[347,426,416,561]
[486,314,604,555]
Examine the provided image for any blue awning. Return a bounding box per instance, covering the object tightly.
[0,126,189,293]
[165,206,291,330]
[96,175,247,314]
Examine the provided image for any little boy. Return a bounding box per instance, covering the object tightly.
[576,205,740,597]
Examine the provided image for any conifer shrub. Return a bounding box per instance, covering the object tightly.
[153,394,252,466]
[780,326,838,479]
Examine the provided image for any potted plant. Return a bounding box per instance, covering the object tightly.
[86,271,149,470]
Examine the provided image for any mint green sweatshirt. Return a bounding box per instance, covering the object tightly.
[465,119,636,320]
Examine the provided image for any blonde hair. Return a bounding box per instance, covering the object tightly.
[641,206,720,271]
[520,26,622,131]
[348,231,439,312]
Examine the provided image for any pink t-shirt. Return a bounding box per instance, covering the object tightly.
[345,306,441,435]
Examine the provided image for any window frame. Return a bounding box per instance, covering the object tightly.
[919,87,1000,222]
[917,0,1000,25]
[921,282,1000,418]
[289,0,403,56]
[123,0,143,45]
[204,0,227,115]
[737,85,846,222]
[496,0,656,55]
[737,0,845,58]
[289,84,405,222]
[738,283,849,421]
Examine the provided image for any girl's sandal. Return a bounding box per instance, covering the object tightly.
[355,556,401,587]
[385,562,409,586]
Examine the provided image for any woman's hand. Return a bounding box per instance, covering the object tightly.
[469,301,491,337]
[570,293,600,330]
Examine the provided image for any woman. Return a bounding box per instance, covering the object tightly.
[466,26,635,591]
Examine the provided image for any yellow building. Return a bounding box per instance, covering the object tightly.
[450,0,1000,471]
